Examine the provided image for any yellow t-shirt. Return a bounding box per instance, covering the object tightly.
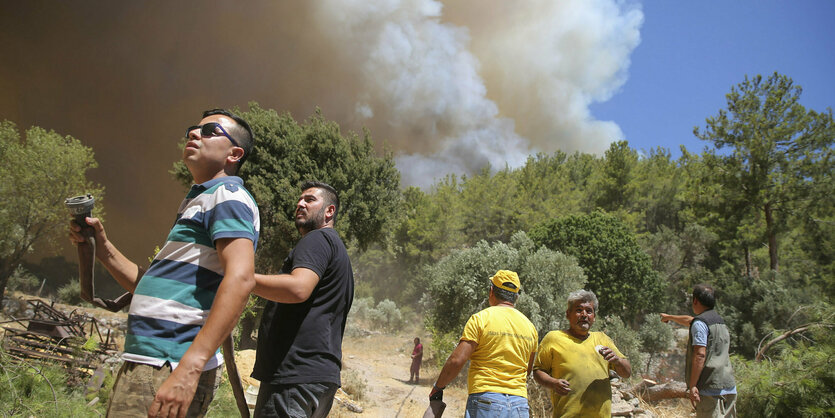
[534,330,624,418]
[461,306,538,398]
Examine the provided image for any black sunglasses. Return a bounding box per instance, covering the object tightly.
[186,122,241,148]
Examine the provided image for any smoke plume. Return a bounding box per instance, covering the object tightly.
[0,0,643,259]
[306,0,643,186]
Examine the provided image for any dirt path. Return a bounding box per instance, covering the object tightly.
[339,333,468,417]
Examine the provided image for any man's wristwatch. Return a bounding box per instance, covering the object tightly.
[429,383,445,401]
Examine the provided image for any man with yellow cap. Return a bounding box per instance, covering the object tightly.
[429,270,538,417]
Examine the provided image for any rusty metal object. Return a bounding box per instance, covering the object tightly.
[66,194,133,312]
[1,299,118,378]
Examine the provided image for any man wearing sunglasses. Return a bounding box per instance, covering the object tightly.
[70,109,259,418]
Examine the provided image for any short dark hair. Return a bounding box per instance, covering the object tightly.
[203,109,254,173]
[491,285,518,304]
[693,284,716,309]
[300,180,339,223]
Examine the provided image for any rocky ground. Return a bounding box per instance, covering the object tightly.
[1,294,691,417]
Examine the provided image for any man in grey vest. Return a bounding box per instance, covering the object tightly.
[661,284,737,417]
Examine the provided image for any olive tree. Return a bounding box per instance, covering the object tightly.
[422,231,586,361]
[0,121,104,302]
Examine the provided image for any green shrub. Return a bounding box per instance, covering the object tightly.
[0,348,105,417]
[341,369,367,402]
[374,299,404,331]
[734,325,835,417]
[349,297,375,322]
[598,315,644,378]
[91,368,116,410]
[529,211,663,323]
[422,231,586,340]
[347,297,405,332]
[638,313,674,375]
[56,282,83,305]
[205,374,243,417]
[717,268,820,357]
[427,329,461,368]
[7,265,40,293]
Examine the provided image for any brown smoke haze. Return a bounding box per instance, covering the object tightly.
[0,0,642,261]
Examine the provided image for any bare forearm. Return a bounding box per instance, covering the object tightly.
[661,313,694,327]
[435,357,466,389]
[435,341,475,389]
[96,239,143,292]
[253,269,318,303]
[534,369,558,389]
[689,352,705,389]
[613,358,632,378]
[253,273,297,302]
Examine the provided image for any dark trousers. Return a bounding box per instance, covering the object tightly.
[254,382,339,418]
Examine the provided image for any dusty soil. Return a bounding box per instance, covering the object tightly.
[232,332,468,417]
[335,333,469,417]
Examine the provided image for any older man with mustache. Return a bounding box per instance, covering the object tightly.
[533,290,631,418]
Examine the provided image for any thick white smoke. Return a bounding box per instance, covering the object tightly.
[308,0,643,187]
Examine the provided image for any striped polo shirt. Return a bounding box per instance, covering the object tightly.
[123,176,259,370]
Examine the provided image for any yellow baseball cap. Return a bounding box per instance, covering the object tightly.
[490,270,521,293]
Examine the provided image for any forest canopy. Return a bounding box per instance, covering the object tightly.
[6,72,833,414]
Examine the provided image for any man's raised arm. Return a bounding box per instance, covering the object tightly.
[660,313,694,327]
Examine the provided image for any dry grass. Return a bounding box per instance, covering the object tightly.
[341,369,368,402]
[638,397,692,417]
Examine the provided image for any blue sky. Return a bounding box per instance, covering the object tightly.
[590,1,835,157]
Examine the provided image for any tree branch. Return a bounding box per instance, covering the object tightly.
[755,323,835,362]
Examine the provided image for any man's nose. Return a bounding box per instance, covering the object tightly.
[187,128,201,140]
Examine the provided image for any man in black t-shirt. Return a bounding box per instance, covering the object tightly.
[251,181,354,418]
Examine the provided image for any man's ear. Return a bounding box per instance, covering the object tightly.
[325,204,336,220]
[228,147,245,164]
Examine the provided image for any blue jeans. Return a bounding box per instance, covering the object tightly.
[465,392,529,418]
